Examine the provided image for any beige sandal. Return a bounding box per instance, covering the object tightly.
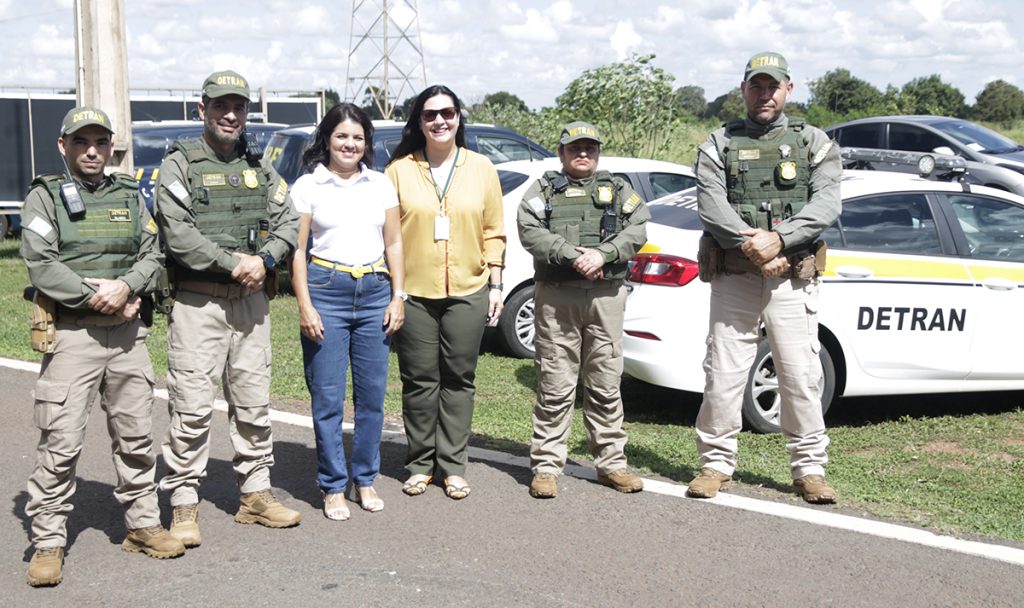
[322,492,350,521]
[444,476,471,500]
[350,486,384,512]
[402,474,432,496]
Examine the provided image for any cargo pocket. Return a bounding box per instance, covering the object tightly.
[33,379,72,431]
[804,283,821,355]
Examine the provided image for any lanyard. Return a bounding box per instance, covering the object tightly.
[429,147,460,213]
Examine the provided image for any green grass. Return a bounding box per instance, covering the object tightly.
[3,234,1024,543]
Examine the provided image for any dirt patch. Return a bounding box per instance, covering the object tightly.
[920,440,967,455]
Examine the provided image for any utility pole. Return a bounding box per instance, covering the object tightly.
[73,0,133,173]
[346,0,427,120]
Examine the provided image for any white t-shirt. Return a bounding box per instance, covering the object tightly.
[290,163,399,264]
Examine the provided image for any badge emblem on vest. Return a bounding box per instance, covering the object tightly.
[242,169,259,189]
[597,186,614,204]
[107,209,132,222]
[777,161,798,186]
[228,173,242,188]
[202,173,226,187]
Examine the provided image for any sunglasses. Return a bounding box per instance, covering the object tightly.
[421,107,458,122]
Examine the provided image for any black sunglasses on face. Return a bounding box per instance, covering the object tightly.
[421,107,457,122]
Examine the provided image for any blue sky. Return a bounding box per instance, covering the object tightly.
[0,0,1020,110]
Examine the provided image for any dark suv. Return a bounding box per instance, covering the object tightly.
[265,121,553,184]
[827,116,1024,195]
[132,120,289,209]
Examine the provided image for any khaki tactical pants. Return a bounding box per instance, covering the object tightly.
[160,288,274,506]
[26,319,159,548]
[530,281,630,476]
[696,272,830,479]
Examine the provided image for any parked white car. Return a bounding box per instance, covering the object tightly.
[623,165,1024,432]
[495,157,696,357]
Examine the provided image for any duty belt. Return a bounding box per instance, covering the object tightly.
[57,307,129,327]
[311,255,389,278]
[177,280,257,300]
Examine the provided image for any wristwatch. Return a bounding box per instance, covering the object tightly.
[488,283,504,291]
[394,290,409,301]
[260,252,276,270]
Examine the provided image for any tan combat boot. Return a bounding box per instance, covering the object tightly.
[235,489,302,528]
[122,525,186,558]
[793,475,838,504]
[597,468,644,493]
[170,503,202,548]
[27,546,64,587]
[686,468,732,498]
[529,472,558,498]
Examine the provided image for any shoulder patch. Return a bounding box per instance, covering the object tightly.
[526,196,545,214]
[699,142,722,165]
[272,180,288,204]
[25,216,54,239]
[167,180,189,203]
[145,217,158,234]
[622,193,642,213]
[812,141,833,166]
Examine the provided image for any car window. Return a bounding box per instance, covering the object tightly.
[266,133,310,185]
[838,193,942,254]
[133,133,180,167]
[650,172,696,198]
[498,170,531,196]
[476,135,533,163]
[932,120,1019,154]
[888,124,951,154]
[835,123,883,148]
[947,194,1024,261]
[648,190,703,230]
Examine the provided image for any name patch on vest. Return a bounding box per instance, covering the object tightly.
[597,186,614,203]
[202,173,226,187]
[565,187,587,198]
[243,169,259,189]
[108,209,132,222]
[738,149,760,160]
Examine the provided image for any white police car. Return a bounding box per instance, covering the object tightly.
[622,150,1024,432]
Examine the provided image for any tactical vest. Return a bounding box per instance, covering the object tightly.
[169,139,271,282]
[724,118,809,231]
[537,170,627,282]
[32,173,141,280]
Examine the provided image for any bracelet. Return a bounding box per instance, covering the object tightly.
[488,283,504,291]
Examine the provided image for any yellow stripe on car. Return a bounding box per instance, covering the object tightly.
[824,254,970,280]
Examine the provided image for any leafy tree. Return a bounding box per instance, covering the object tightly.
[480,91,529,113]
[674,85,706,118]
[972,79,1024,123]
[555,53,676,158]
[900,75,967,117]
[323,87,341,110]
[705,88,744,122]
[808,68,883,115]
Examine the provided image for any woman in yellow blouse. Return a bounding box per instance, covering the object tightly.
[385,85,505,500]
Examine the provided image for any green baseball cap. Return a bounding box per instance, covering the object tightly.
[202,70,251,100]
[744,51,790,82]
[560,121,603,145]
[61,106,114,136]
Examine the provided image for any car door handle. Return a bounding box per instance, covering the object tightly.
[981,277,1017,291]
[835,265,874,279]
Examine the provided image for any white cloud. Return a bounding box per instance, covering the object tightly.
[267,40,283,62]
[31,23,72,58]
[499,8,558,43]
[609,21,641,60]
[293,6,333,35]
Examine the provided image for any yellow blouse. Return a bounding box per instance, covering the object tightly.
[385,148,505,298]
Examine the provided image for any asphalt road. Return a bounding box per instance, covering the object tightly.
[2,363,1023,607]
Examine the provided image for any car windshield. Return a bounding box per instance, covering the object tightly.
[647,188,704,230]
[932,120,1022,154]
[498,170,531,196]
[133,130,202,167]
[267,133,310,185]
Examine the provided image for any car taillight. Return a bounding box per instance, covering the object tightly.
[627,253,699,286]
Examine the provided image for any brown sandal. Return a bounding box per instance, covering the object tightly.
[402,474,432,496]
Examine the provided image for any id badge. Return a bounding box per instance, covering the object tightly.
[434,215,451,241]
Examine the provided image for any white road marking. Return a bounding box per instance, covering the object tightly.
[4,356,1022,567]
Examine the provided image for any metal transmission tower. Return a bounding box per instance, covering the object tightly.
[346,0,427,120]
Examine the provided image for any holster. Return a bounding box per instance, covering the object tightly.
[789,241,827,280]
[697,235,725,282]
[153,266,176,315]
[264,268,279,300]
[24,287,56,354]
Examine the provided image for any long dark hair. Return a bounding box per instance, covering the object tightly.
[386,85,467,166]
[302,102,375,172]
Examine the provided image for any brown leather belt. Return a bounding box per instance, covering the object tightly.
[177,280,256,300]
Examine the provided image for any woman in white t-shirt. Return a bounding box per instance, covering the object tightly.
[290,103,406,521]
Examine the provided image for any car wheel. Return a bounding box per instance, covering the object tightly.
[497,286,535,359]
[741,339,836,434]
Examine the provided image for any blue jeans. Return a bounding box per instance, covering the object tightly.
[301,263,392,493]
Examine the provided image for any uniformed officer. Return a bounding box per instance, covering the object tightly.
[517,121,649,498]
[155,70,301,545]
[21,106,185,587]
[686,52,842,504]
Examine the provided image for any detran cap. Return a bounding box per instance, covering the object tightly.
[202,70,251,100]
[61,106,114,136]
[744,51,790,82]
[559,121,603,145]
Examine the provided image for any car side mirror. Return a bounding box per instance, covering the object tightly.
[932,146,957,157]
